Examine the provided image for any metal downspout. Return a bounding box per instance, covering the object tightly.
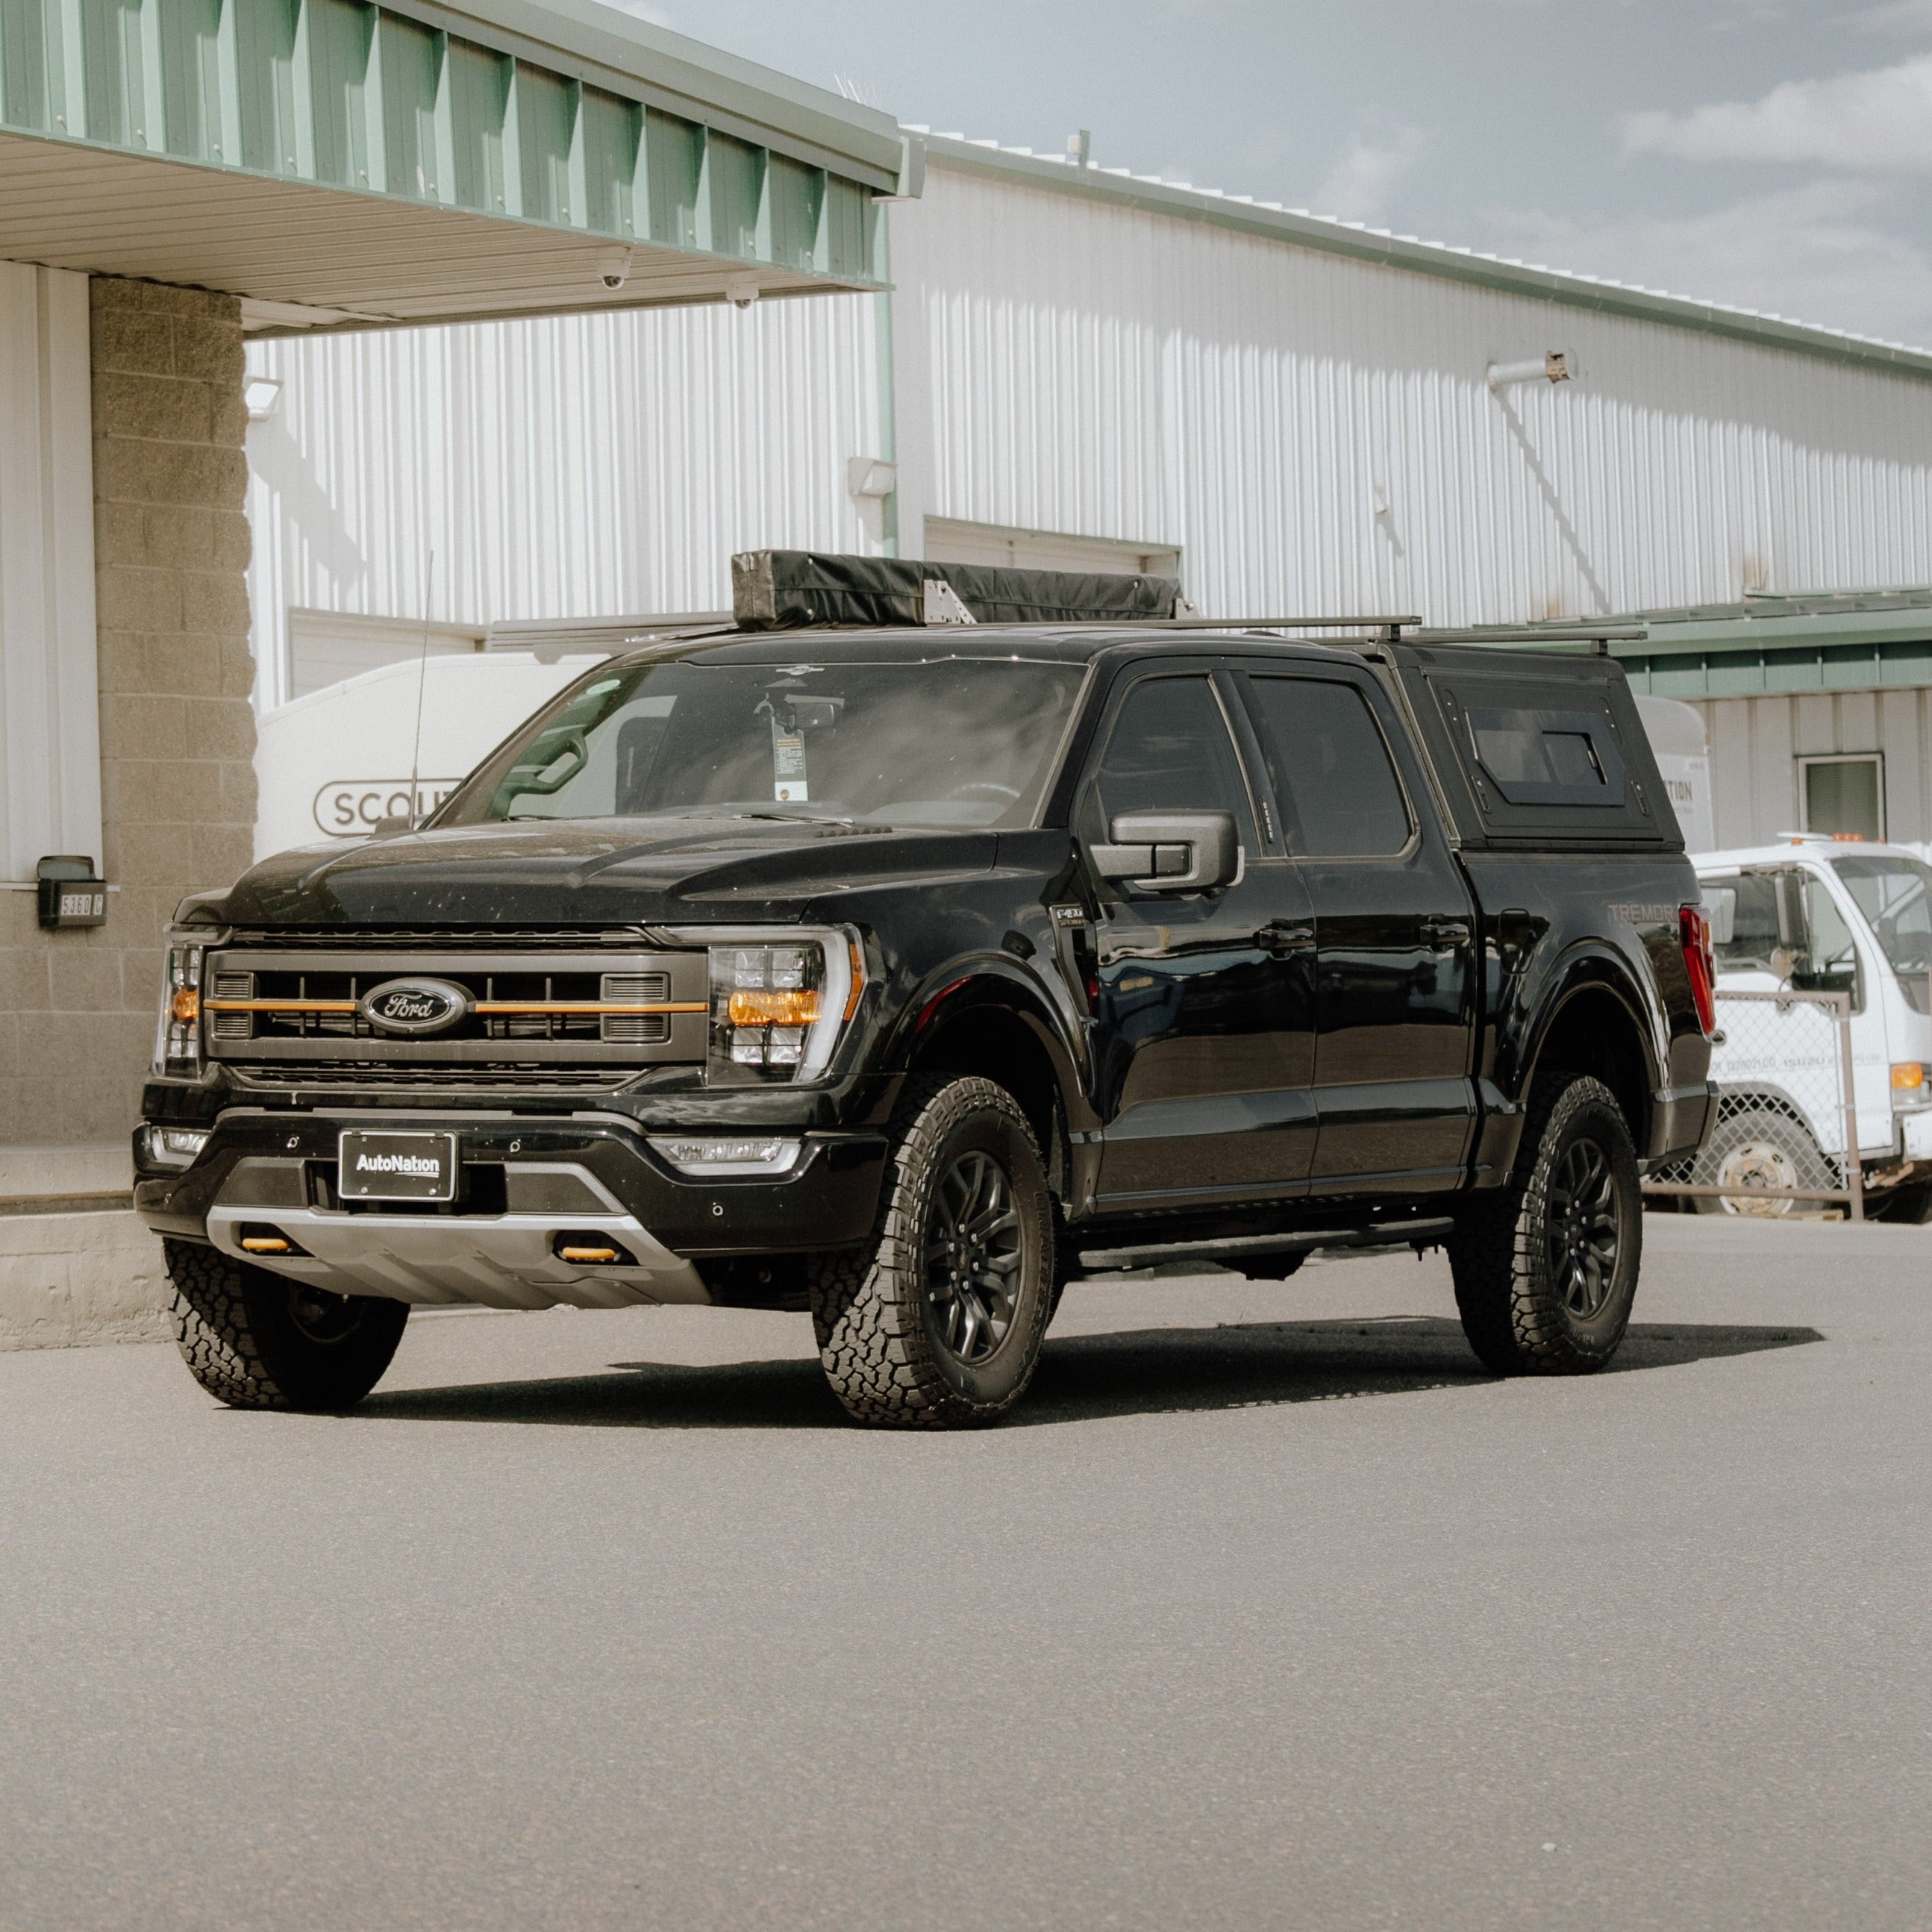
[873,216,899,559]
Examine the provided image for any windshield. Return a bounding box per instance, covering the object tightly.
[1833,854,1932,978]
[440,655,1087,831]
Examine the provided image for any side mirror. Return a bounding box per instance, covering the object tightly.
[1701,886,1736,948]
[1091,810,1239,892]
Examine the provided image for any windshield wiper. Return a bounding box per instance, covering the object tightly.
[722,809,856,825]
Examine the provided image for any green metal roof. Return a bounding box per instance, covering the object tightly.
[1462,593,1932,700]
[0,0,910,327]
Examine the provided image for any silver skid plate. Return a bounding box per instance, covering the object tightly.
[206,1202,709,1310]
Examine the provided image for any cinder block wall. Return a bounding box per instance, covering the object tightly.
[0,277,256,1145]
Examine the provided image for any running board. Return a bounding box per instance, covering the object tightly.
[1078,1218,1455,1275]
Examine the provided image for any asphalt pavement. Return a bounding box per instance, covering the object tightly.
[2,1213,1928,1931]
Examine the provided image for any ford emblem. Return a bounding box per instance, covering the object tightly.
[359,976,472,1037]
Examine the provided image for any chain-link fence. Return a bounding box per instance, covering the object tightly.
[1645,987,1864,1219]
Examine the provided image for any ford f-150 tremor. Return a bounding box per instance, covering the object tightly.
[134,553,1717,1428]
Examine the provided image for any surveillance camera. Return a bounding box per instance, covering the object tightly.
[601,270,627,290]
[724,275,761,310]
[596,248,631,290]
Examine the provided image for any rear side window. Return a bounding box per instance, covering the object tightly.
[1393,646,1673,849]
[1241,675,1411,857]
[1463,702,1626,807]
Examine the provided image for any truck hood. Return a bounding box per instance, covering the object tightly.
[210,816,1004,929]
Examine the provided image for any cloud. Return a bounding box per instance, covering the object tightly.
[1843,0,1932,28]
[1473,176,1932,349]
[1618,54,1932,171]
[1311,128,1430,222]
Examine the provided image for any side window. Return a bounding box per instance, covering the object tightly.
[1242,675,1411,857]
[1793,876,1861,1007]
[1706,869,1863,1009]
[1707,874,1781,973]
[1086,676,1253,843]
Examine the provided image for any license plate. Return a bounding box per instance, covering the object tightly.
[337,1129,458,1203]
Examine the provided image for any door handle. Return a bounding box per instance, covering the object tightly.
[1420,916,1472,948]
[1255,919,1315,955]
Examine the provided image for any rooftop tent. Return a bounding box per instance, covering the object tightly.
[0,0,915,328]
[731,551,1184,628]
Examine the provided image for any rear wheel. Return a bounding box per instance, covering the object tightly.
[809,1075,1054,1428]
[1448,1073,1642,1375]
[1691,1104,1832,1216]
[166,1239,409,1410]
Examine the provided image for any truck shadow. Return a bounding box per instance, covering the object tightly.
[357,1316,1824,1432]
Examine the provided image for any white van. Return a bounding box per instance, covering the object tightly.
[1689,837,1932,1216]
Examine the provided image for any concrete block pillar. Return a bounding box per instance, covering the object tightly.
[0,277,257,1146]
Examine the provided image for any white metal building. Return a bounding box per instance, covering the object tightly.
[246,131,1932,846]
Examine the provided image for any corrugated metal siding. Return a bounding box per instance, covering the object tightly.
[1696,690,1932,851]
[245,292,885,707]
[247,153,1932,716]
[889,166,1932,627]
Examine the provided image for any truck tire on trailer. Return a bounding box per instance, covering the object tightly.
[1447,1074,1642,1375]
[1691,1104,1833,1216]
[165,1238,410,1410]
[809,1075,1054,1428]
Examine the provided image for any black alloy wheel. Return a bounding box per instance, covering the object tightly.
[809,1075,1054,1428]
[1446,1072,1642,1375]
[287,1282,375,1345]
[924,1149,1025,1366]
[1546,1135,1622,1319]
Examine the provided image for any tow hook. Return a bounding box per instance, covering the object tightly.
[553,1233,639,1266]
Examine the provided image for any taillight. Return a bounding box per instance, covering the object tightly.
[1680,903,1716,1037]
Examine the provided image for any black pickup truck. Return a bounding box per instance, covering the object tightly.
[135,554,1717,1428]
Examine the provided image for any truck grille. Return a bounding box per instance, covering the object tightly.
[229,1063,639,1093]
[204,942,707,1075]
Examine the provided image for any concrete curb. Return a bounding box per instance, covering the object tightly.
[0,1209,171,1350]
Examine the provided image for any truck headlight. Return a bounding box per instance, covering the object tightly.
[1892,1063,1930,1110]
[154,934,208,1076]
[698,931,863,1084]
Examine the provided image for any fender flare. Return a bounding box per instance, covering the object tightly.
[891,954,1097,1137]
[1478,945,1666,1179]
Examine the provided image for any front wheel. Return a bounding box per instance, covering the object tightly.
[166,1239,409,1410]
[809,1075,1054,1428]
[1448,1073,1642,1375]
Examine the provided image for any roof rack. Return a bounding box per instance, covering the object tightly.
[725,552,1654,653]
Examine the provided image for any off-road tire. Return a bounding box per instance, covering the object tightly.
[1869,1177,1932,1225]
[1690,1104,1833,1217]
[1448,1073,1642,1375]
[166,1238,410,1410]
[808,1075,1054,1428]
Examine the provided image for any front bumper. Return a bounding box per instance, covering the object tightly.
[134,1111,888,1310]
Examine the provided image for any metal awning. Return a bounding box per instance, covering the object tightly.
[0,0,910,330]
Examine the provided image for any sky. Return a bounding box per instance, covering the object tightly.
[613,0,1932,351]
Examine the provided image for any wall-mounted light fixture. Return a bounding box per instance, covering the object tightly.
[1487,351,1572,392]
[244,376,282,420]
[847,457,897,501]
